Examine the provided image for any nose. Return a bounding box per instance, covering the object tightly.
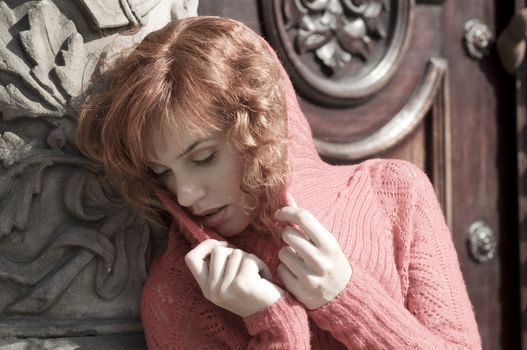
[168,174,206,208]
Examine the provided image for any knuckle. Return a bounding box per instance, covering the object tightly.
[296,209,312,224]
[231,276,248,293]
[212,246,226,254]
[184,251,194,265]
[232,249,243,258]
[325,235,339,248]
[315,259,330,273]
[282,227,297,241]
[211,246,228,259]
[218,282,230,295]
[202,289,214,301]
[246,253,259,263]
[284,227,296,235]
[304,276,321,291]
[277,264,289,281]
[209,249,218,261]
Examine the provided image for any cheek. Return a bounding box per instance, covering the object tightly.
[160,175,177,194]
[225,171,245,200]
[216,156,244,193]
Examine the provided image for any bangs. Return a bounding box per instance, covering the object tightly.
[140,78,227,168]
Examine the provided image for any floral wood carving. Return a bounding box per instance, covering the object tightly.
[261,0,414,106]
[285,0,389,75]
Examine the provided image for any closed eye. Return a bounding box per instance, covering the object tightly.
[192,152,217,166]
[151,168,171,178]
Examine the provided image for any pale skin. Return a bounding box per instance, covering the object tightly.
[275,206,353,311]
[148,126,352,317]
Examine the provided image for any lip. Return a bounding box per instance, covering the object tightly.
[193,205,225,216]
[195,205,228,228]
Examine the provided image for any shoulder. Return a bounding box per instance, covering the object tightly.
[358,158,432,197]
[352,159,437,223]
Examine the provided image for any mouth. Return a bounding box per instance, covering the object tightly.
[193,205,228,228]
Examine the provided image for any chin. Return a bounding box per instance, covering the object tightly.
[216,225,244,237]
[217,230,240,238]
[216,220,252,238]
[216,205,257,237]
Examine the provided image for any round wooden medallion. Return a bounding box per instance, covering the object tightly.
[261,0,414,107]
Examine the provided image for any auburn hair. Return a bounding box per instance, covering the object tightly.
[76,16,288,235]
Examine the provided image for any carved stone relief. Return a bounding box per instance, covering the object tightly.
[0,0,198,346]
[261,0,415,106]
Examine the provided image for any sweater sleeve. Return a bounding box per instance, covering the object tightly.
[307,160,481,349]
[244,292,311,349]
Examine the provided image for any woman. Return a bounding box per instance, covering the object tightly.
[77,16,482,349]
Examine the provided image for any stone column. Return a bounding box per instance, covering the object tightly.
[0,1,197,348]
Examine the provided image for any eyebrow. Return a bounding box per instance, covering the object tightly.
[148,136,217,171]
[176,139,204,160]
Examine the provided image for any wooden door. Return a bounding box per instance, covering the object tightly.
[513,1,527,349]
[199,1,519,348]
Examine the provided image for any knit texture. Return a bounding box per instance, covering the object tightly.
[140,42,482,349]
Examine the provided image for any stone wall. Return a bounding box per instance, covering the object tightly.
[0,0,197,348]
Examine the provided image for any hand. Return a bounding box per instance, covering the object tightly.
[185,239,285,317]
[275,207,352,310]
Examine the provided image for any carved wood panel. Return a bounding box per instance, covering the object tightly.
[199,0,519,348]
[514,0,527,348]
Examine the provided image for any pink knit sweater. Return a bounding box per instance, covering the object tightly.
[140,44,482,349]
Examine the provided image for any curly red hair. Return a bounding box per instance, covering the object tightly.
[76,16,288,234]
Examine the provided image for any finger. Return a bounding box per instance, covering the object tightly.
[207,246,232,291]
[275,207,331,247]
[281,227,320,267]
[278,246,309,277]
[185,239,227,288]
[222,249,243,287]
[286,192,298,208]
[277,263,300,296]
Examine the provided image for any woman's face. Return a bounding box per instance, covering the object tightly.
[147,127,257,237]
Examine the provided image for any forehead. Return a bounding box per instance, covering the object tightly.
[146,122,218,163]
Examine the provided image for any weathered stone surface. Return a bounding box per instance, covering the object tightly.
[0,0,198,346]
[0,334,147,349]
